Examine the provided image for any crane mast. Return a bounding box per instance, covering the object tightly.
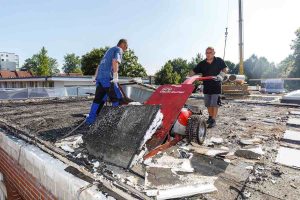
[238,0,244,75]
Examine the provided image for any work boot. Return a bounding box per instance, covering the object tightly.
[206,116,213,124]
[86,103,100,125]
[207,119,216,128]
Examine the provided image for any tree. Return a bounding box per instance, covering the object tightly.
[168,58,189,82]
[81,47,109,75]
[22,55,38,73]
[81,47,147,77]
[261,62,278,79]
[119,49,147,77]
[155,54,204,85]
[188,53,204,70]
[278,55,295,78]
[225,60,238,74]
[62,53,81,74]
[49,58,60,75]
[243,54,279,80]
[243,54,258,80]
[155,63,181,85]
[287,28,300,89]
[22,47,59,76]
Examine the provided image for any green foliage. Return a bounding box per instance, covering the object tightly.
[22,56,38,73]
[156,55,204,84]
[154,63,181,85]
[243,54,278,80]
[225,60,238,74]
[287,28,300,89]
[154,54,205,85]
[81,47,147,77]
[154,58,188,85]
[22,47,59,76]
[119,49,147,77]
[154,54,204,85]
[188,53,204,70]
[73,67,83,74]
[81,47,109,75]
[62,53,81,74]
[278,55,295,77]
[167,58,190,82]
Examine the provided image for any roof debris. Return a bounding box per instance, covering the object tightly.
[1,95,300,199]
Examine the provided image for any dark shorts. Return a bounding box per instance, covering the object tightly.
[204,94,220,107]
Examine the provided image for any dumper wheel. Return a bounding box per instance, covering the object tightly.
[186,115,207,144]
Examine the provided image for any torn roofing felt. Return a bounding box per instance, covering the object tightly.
[83,105,162,168]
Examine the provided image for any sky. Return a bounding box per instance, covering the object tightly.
[1,0,300,75]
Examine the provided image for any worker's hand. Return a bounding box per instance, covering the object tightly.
[111,72,118,83]
[213,75,224,82]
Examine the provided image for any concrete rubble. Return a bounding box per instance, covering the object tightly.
[144,153,194,173]
[55,134,83,152]
[240,138,262,145]
[0,96,300,199]
[289,110,300,115]
[234,145,265,160]
[145,167,217,200]
[287,118,300,127]
[282,129,300,144]
[207,137,224,145]
[275,147,300,169]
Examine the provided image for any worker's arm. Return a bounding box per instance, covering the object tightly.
[112,59,119,73]
[112,48,123,83]
[188,63,202,77]
[94,66,99,83]
[222,67,228,74]
[188,70,196,77]
[112,59,119,83]
[214,60,228,81]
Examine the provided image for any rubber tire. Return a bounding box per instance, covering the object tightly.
[186,115,207,144]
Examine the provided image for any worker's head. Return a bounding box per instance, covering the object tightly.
[205,47,215,60]
[117,39,128,52]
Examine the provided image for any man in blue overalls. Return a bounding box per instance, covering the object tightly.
[86,39,128,125]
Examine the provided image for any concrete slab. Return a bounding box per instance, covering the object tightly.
[191,154,229,176]
[287,118,300,127]
[157,145,252,200]
[83,105,161,168]
[234,146,264,160]
[290,110,300,115]
[145,167,217,200]
[239,138,262,145]
[144,154,194,173]
[275,147,300,169]
[185,145,229,157]
[282,130,300,145]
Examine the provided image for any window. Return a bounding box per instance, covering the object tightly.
[6,55,8,57]
[1,59,4,61]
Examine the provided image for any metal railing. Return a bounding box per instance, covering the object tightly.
[0,86,96,100]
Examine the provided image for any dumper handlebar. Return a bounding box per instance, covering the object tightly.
[182,75,215,84]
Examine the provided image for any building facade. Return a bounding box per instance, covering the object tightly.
[0,52,19,71]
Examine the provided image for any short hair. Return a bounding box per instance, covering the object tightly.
[117,39,127,46]
[206,46,215,52]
